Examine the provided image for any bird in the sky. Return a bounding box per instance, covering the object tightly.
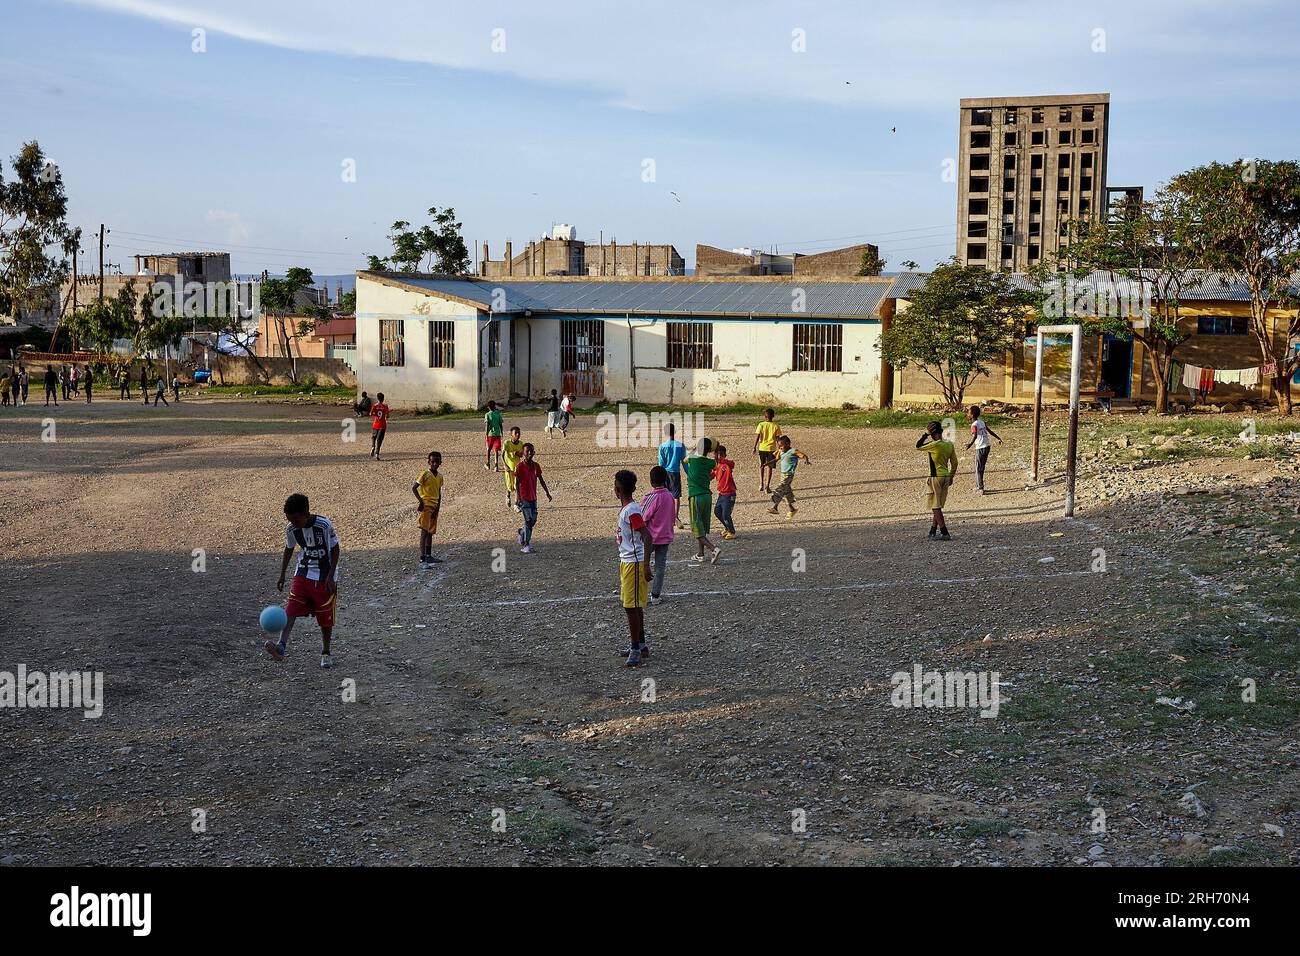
[891,127,897,133]
[670,191,681,203]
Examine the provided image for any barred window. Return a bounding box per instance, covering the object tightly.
[486,319,501,367]
[429,320,455,368]
[379,319,404,367]
[667,321,713,369]
[791,323,843,372]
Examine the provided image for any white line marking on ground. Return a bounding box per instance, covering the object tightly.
[445,569,1098,609]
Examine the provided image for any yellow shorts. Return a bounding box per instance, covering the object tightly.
[419,505,438,534]
[926,476,951,510]
[619,561,648,610]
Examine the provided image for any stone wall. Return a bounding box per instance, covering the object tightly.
[209,354,356,387]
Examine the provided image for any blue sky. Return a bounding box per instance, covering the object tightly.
[3,0,1298,277]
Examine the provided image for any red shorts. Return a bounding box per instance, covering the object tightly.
[285,575,336,628]
[486,435,502,451]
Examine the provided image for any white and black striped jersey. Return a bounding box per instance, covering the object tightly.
[285,515,339,581]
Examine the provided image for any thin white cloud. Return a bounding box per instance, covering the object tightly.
[63,0,1300,110]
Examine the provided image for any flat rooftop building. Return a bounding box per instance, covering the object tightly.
[956,93,1110,272]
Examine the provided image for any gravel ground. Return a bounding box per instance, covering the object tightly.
[1,397,1296,866]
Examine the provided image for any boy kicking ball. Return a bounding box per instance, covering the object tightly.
[266,493,340,669]
[412,451,444,565]
[614,469,654,667]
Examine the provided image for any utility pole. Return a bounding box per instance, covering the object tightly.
[98,224,105,302]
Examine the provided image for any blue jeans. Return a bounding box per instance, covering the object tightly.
[519,500,537,545]
[651,543,670,598]
[714,493,736,534]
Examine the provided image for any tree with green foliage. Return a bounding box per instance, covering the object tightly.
[1037,185,1200,414]
[368,206,470,274]
[857,247,886,277]
[61,279,139,354]
[0,141,73,323]
[1169,159,1300,414]
[878,258,1033,409]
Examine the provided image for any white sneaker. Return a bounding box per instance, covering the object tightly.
[321,654,333,669]
[649,595,662,605]
[710,547,722,564]
[689,554,705,564]
[521,545,534,554]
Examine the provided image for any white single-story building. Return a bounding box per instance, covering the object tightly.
[354,271,893,409]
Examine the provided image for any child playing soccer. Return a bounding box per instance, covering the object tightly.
[965,405,1003,495]
[370,392,390,459]
[514,443,552,554]
[614,469,654,666]
[267,493,340,669]
[712,443,737,538]
[503,426,526,511]
[752,407,782,493]
[657,423,688,530]
[640,465,676,605]
[484,400,505,471]
[559,393,574,437]
[767,435,810,518]
[412,451,444,565]
[684,437,721,564]
[917,421,958,539]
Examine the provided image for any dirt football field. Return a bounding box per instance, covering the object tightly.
[1,396,1296,866]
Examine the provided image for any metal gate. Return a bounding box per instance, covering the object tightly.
[560,320,605,398]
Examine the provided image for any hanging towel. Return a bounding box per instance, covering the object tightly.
[1168,360,1184,393]
[1262,361,1278,377]
[1198,367,1216,393]
[1238,366,1261,388]
[1181,363,1202,389]
[1214,368,1243,385]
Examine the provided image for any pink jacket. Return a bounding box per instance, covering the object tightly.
[640,486,676,545]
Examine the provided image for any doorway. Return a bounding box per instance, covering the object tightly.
[1100,335,1132,398]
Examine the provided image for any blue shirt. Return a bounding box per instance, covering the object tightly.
[778,449,799,474]
[657,440,686,474]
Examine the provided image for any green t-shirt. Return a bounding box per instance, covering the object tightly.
[685,456,715,497]
[484,409,504,437]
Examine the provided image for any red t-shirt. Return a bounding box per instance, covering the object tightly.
[712,457,737,495]
[515,459,541,502]
[371,403,389,430]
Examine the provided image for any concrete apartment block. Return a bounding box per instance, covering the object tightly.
[695,242,880,277]
[957,93,1110,272]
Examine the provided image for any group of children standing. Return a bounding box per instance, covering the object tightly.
[268,397,1000,670]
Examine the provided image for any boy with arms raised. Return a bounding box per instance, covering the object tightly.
[267,493,340,669]
[412,451,444,565]
[766,435,810,518]
[614,470,654,667]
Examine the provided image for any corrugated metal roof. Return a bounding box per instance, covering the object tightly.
[386,277,889,318]
[885,269,1300,302]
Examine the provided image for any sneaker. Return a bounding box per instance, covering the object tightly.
[939,530,952,541]
[619,644,650,659]
[928,528,937,539]
[689,554,706,564]
[649,594,662,606]
[710,547,722,564]
[625,647,642,667]
[263,640,285,662]
[321,654,333,669]
[520,545,533,554]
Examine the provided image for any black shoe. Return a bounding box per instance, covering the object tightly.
[939,530,951,540]
[928,528,937,539]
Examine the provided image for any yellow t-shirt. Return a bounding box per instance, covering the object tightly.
[919,440,957,478]
[417,469,443,506]
[755,420,782,452]
[503,439,526,472]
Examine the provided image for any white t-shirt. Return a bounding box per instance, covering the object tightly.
[560,395,572,413]
[616,501,646,563]
[971,419,991,450]
[286,515,340,581]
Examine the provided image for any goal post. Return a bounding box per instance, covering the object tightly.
[1030,323,1083,518]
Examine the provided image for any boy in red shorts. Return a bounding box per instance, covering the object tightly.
[266,493,340,668]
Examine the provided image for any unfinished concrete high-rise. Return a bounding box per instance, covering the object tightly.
[956,93,1110,272]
